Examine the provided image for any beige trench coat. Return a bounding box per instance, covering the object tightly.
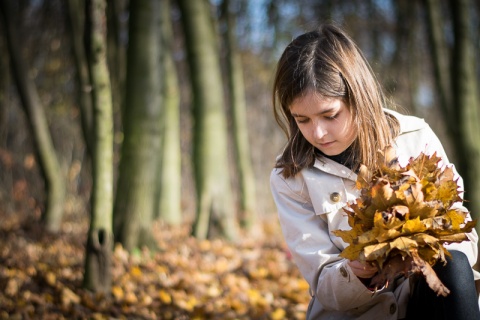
[270,110,479,319]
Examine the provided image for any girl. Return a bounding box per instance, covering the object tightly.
[270,24,480,319]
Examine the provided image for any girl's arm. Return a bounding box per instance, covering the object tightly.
[270,169,386,311]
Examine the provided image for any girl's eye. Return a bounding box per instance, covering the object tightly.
[296,118,309,124]
[326,113,339,120]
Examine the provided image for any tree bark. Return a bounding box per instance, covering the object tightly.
[423,0,454,126]
[221,0,257,230]
[0,0,66,232]
[66,0,94,156]
[0,28,9,148]
[83,0,114,293]
[157,0,182,226]
[178,0,238,240]
[106,0,127,126]
[113,0,162,251]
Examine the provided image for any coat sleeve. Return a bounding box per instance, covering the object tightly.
[270,169,385,311]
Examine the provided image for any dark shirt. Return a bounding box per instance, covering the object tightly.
[316,145,357,170]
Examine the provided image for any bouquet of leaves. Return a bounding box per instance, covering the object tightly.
[332,146,476,296]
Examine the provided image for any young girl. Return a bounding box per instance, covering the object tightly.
[270,24,480,319]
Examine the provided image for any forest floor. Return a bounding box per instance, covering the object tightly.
[0,208,310,320]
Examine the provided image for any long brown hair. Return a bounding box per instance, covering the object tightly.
[272,24,399,178]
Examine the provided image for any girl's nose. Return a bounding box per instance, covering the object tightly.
[313,123,327,140]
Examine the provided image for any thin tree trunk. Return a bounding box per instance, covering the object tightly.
[178,0,238,240]
[113,0,162,251]
[157,0,182,225]
[423,0,454,125]
[66,0,94,156]
[83,0,114,293]
[0,31,9,148]
[0,1,65,232]
[221,0,257,230]
[106,0,127,129]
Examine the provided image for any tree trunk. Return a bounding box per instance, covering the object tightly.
[0,0,66,232]
[66,0,94,156]
[178,0,238,240]
[83,0,114,294]
[221,0,257,230]
[449,0,480,227]
[113,0,162,251]
[423,0,454,126]
[0,30,9,149]
[157,0,182,225]
[106,0,127,133]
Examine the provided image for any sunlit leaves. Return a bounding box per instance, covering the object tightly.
[333,148,476,296]
[0,218,309,319]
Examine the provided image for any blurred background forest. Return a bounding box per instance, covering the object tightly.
[0,0,480,319]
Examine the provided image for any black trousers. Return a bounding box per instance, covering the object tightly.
[406,250,480,320]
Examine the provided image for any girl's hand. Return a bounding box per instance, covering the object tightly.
[347,260,378,278]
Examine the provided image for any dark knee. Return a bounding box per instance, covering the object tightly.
[435,250,473,285]
[447,250,469,266]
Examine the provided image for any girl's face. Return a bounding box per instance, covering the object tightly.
[290,92,357,156]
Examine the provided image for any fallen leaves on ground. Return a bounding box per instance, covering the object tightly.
[0,211,310,319]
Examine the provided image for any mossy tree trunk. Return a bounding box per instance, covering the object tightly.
[157,0,182,226]
[83,0,114,294]
[221,0,257,230]
[66,0,94,156]
[0,0,66,232]
[178,0,238,240]
[113,0,162,251]
[106,0,127,120]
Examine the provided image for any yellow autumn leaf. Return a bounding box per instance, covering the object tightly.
[437,180,461,207]
[388,236,418,253]
[411,233,439,246]
[124,291,138,304]
[249,267,269,279]
[45,271,56,286]
[362,242,389,261]
[297,278,310,291]
[437,233,468,243]
[176,296,197,312]
[401,217,426,234]
[270,308,286,320]
[339,243,366,260]
[332,224,362,244]
[446,210,466,230]
[159,289,172,304]
[371,180,395,209]
[375,228,401,242]
[130,266,142,278]
[111,285,124,300]
[357,229,379,244]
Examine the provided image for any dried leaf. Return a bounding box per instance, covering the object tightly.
[411,249,450,297]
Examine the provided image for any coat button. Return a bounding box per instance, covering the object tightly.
[389,303,397,314]
[340,266,348,278]
[330,192,341,203]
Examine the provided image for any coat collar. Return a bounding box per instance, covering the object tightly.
[313,156,357,181]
